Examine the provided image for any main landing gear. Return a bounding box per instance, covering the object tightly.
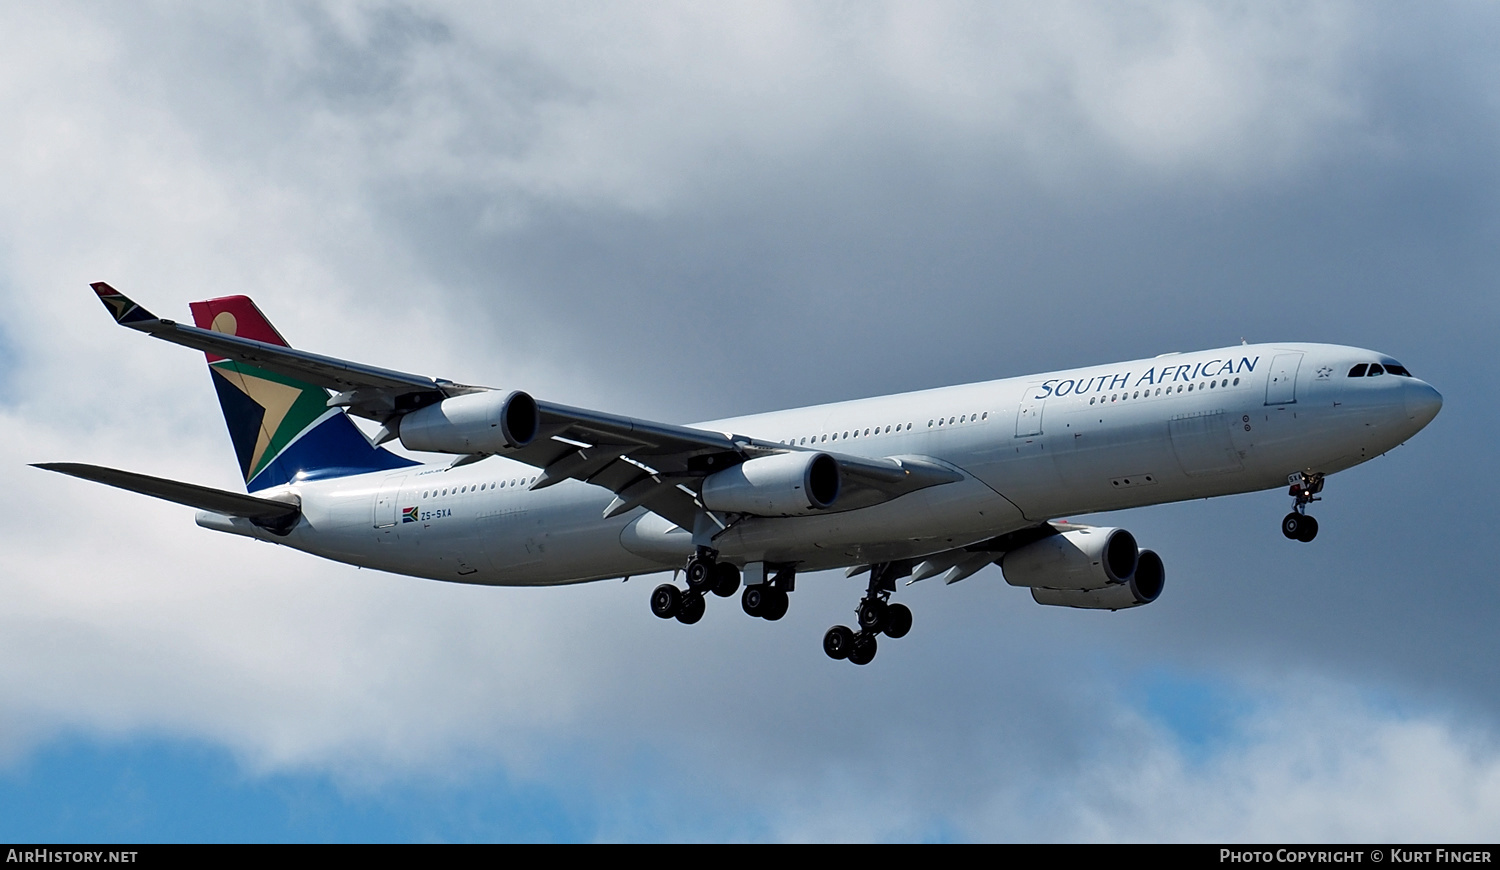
[1282,471,1325,543]
[824,561,913,666]
[740,565,793,622]
[650,547,741,625]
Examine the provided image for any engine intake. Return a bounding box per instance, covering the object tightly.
[700,451,841,517]
[397,390,539,454]
[1030,550,1164,610]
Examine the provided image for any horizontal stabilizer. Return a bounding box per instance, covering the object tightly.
[32,463,301,535]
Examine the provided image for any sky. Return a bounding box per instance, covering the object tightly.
[1,1,1498,843]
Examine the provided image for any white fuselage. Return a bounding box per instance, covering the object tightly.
[199,343,1441,586]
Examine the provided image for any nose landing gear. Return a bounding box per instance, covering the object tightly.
[1282,472,1324,543]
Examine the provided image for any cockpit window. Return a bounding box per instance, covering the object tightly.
[1367,363,1385,377]
[1348,364,1368,377]
[1384,363,1412,377]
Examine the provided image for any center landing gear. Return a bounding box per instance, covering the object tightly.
[824,561,913,666]
[650,548,741,625]
[1282,471,1324,543]
[741,565,793,621]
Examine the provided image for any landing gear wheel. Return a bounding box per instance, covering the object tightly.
[1284,473,1325,543]
[848,633,878,666]
[884,603,913,639]
[823,625,855,660]
[741,585,766,618]
[685,556,715,592]
[857,598,888,633]
[712,562,741,598]
[650,584,682,619]
[761,588,789,621]
[676,591,705,625]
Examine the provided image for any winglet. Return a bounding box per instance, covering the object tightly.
[91,282,163,328]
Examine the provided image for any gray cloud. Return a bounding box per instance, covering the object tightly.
[1,1,1497,841]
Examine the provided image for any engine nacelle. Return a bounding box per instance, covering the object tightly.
[1030,550,1165,610]
[1002,527,1139,591]
[397,390,540,454]
[700,452,841,517]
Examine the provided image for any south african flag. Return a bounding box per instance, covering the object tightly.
[402,506,419,523]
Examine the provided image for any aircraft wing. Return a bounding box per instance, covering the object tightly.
[33,463,301,534]
[92,283,961,531]
[92,283,483,420]
[504,413,963,530]
[894,520,1083,586]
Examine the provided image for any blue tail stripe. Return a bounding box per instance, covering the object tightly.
[247,411,417,491]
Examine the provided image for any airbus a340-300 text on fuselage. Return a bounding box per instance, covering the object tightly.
[38,284,1442,664]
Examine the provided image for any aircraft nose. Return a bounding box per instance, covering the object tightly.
[1405,380,1443,429]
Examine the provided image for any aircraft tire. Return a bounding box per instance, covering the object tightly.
[741,585,765,617]
[857,598,888,633]
[884,603,913,639]
[712,562,741,598]
[676,591,706,625]
[651,584,682,619]
[761,588,789,621]
[848,633,877,666]
[685,557,714,592]
[1281,513,1304,540]
[823,625,854,660]
[1296,515,1319,543]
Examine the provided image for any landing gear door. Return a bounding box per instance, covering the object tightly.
[1015,386,1046,437]
[1265,353,1303,406]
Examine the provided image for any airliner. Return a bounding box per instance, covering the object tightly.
[37,284,1442,665]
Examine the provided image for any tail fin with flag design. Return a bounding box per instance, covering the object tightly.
[184,295,416,491]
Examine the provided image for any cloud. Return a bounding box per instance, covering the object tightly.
[0,0,1497,841]
[1060,680,1500,843]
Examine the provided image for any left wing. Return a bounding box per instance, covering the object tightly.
[92,283,961,532]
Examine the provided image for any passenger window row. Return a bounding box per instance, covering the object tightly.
[928,411,990,429]
[422,477,538,499]
[787,422,917,447]
[1088,377,1243,405]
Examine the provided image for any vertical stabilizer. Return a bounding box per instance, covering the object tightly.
[188,296,416,491]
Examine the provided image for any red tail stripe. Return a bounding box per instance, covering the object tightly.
[188,296,291,362]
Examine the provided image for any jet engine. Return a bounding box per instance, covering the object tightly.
[1001,527,1165,610]
[700,451,841,517]
[397,390,540,454]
